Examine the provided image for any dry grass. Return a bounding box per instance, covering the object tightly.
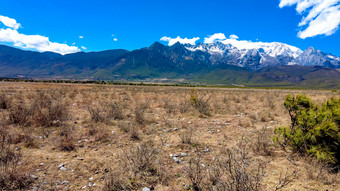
[0,82,339,190]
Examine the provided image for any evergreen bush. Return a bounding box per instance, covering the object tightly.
[274,94,340,165]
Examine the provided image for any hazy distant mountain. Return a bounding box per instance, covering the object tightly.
[0,42,339,88]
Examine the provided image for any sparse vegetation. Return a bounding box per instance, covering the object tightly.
[0,82,339,190]
[0,125,33,190]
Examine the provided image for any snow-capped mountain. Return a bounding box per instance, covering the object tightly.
[294,47,340,68]
[182,41,339,70]
[0,42,340,88]
[185,41,302,58]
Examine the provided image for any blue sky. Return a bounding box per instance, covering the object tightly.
[0,0,339,55]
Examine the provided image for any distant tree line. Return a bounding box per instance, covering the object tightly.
[0,77,200,87]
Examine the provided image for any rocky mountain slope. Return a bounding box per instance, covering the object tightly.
[0,42,339,88]
[183,41,339,70]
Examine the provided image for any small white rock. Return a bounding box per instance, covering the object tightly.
[181,153,188,157]
[30,174,38,180]
[60,167,67,171]
[58,164,65,168]
[173,157,180,163]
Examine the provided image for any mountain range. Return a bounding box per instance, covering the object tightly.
[0,41,340,88]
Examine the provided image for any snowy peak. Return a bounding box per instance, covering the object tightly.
[258,42,302,58]
[179,41,339,70]
[184,41,302,58]
[295,47,340,68]
[185,41,234,55]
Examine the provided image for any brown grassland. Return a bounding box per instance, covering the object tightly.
[0,82,339,191]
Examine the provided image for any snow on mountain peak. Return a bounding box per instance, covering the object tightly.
[219,39,302,58]
[184,38,302,58]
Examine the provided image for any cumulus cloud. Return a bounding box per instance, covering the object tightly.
[229,34,239,39]
[81,46,87,50]
[0,15,21,30]
[0,15,80,54]
[79,35,84,39]
[279,0,340,39]
[113,38,118,41]
[204,33,226,43]
[160,36,200,46]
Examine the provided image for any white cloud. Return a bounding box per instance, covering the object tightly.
[160,36,200,46]
[0,15,80,55]
[81,46,87,50]
[113,38,118,41]
[229,34,239,40]
[79,35,84,39]
[279,0,340,39]
[204,33,226,43]
[0,15,21,30]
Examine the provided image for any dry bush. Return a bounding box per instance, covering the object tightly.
[266,96,277,109]
[190,89,211,116]
[124,141,160,176]
[58,125,76,151]
[7,92,68,127]
[221,142,267,191]
[187,152,205,191]
[259,111,273,122]
[0,94,10,109]
[130,125,140,141]
[252,127,273,156]
[134,107,146,126]
[118,121,140,140]
[274,169,298,191]
[30,94,68,127]
[8,101,31,126]
[92,126,111,143]
[163,98,177,114]
[104,172,133,191]
[179,100,192,114]
[105,102,124,120]
[249,112,260,123]
[88,105,105,123]
[135,101,150,126]
[185,140,269,191]
[22,133,39,149]
[303,158,339,185]
[105,141,166,190]
[0,126,33,190]
[178,127,194,144]
[88,101,124,123]
[118,121,132,133]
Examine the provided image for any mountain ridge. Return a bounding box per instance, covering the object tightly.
[0,42,339,88]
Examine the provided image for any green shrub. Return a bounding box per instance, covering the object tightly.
[274,94,340,165]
